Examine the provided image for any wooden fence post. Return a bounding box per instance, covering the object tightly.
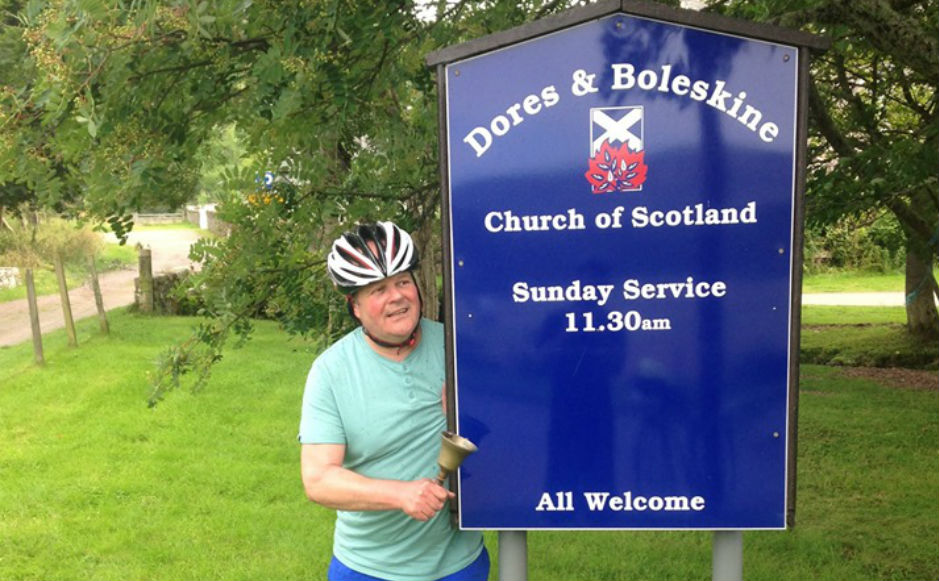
[88,255,109,335]
[54,253,78,347]
[24,268,44,365]
[138,247,154,313]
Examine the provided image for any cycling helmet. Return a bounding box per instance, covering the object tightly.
[326,221,419,294]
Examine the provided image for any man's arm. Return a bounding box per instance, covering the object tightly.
[300,443,452,522]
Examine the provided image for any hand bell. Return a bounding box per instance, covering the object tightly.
[435,431,478,486]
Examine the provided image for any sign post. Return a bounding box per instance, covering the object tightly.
[428,1,826,577]
[499,530,528,581]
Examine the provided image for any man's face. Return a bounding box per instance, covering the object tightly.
[351,271,420,344]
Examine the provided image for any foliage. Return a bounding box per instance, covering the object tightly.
[2,0,936,396]
[193,123,255,205]
[0,212,101,269]
[707,0,939,336]
[803,211,905,273]
[0,0,582,402]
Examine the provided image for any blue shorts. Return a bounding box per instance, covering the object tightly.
[327,547,490,581]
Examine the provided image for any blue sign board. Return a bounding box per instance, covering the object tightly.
[437,9,807,530]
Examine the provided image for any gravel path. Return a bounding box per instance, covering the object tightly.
[0,229,201,348]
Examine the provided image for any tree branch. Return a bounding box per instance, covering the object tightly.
[807,75,857,157]
[882,180,939,244]
[129,59,215,82]
[832,53,880,142]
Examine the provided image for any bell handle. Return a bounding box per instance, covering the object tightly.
[434,470,448,487]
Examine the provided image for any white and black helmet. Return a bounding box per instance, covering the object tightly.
[326,221,419,294]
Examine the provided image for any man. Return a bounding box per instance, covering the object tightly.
[299,221,488,581]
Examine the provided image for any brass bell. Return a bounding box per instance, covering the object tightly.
[435,431,478,486]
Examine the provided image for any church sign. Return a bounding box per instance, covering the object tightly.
[428,0,826,530]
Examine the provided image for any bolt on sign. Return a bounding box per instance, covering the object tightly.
[427,1,827,530]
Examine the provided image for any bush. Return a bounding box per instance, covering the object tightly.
[804,212,905,274]
[0,214,101,269]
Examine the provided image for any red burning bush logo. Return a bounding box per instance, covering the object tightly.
[585,106,648,194]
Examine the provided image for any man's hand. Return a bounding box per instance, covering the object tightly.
[398,478,454,521]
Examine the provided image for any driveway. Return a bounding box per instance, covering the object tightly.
[0,229,202,348]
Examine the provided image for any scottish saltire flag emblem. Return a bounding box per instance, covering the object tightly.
[585,106,648,193]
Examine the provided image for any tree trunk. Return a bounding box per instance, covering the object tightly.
[414,219,440,321]
[24,268,44,365]
[54,253,78,347]
[885,185,939,339]
[904,244,939,339]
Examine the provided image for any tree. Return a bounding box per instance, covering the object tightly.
[142,0,592,404]
[0,0,587,401]
[25,0,931,404]
[709,0,938,337]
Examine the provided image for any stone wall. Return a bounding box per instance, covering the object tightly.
[134,269,203,315]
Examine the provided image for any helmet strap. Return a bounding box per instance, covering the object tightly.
[362,320,421,351]
[347,271,425,353]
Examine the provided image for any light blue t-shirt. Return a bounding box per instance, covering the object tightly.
[298,319,483,581]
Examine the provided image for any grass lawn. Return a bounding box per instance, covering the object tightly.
[800,306,937,369]
[801,270,905,293]
[800,305,906,326]
[801,267,939,294]
[0,311,329,580]
[0,310,936,580]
